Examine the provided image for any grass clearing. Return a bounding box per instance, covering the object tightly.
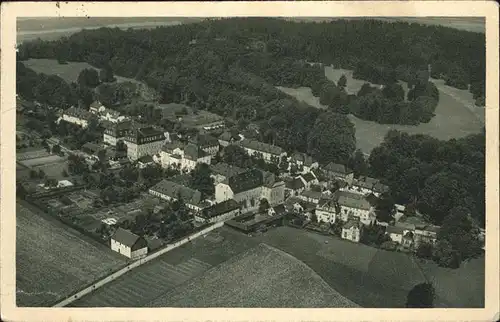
[22,59,141,84]
[16,202,126,306]
[278,67,485,154]
[151,243,360,308]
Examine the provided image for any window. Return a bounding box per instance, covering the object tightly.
[343,232,347,238]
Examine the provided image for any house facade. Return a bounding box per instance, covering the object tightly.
[124,126,166,160]
[110,228,148,259]
[238,139,287,164]
[102,120,132,146]
[194,199,241,223]
[288,152,319,174]
[285,177,306,197]
[335,191,375,225]
[149,179,206,211]
[341,219,362,242]
[188,134,220,156]
[160,142,212,171]
[215,169,283,214]
[209,162,247,185]
[324,162,354,185]
[298,172,319,190]
[59,106,94,128]
[316,198,338,224]
[350,176,389,197]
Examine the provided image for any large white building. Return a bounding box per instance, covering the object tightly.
[316,198,338,224]
[335,190,376,226]
[160,141,212,171]
[215,169,284,214]
[123,126,166,161]
[58,106,95,128]
[102,120,132,146]
[237,139,287,164]
[110,228,148,260]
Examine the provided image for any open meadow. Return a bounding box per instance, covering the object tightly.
[150,243,360,308]
[279,66,485,154]
[16,202,126,306]
[22,59,141,85]
[69,225,484,308]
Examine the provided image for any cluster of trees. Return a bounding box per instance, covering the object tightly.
[50,119,102,150]
[368,130,485,227]
[189,163,215,199]
[416,206,483,268]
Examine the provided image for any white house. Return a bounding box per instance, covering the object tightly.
[123,126,166,161]
[288,152,319,174]
[323,162,354,185]
[237,138,287,164]
[188,134,220,156]
[194,199,241,224]
[160,141,212,172]
[298,172,319,190]
[58,106,94,128]
[316,198,337,224]
[215,169,284,214]
[110,228,148,260]
[341,219,362,243]
[335,190,376,225]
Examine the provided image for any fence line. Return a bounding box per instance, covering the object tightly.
[53,221,224,307]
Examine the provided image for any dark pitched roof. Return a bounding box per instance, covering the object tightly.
[300,190,323,200]
[210,163,247,179]
[112,228,146,248]
[324,162,352,175]
[218,131,240,142]
[138,155,154,163]
[184,143,209,160]
[386,225,405,234]
[150,179,203,206]
[353,176,381,189]
[343,219,362,229]
[301,172,316,182]
[64,106,93,120]
[290,152,315,166]
[200,199,240,219]
[162,141,185,153]
[227,169,263,194]
[334,191,371,210]
[90,101,103,108]
[285,178,305,190]
[189,134,219,148]
[239,139,285,156]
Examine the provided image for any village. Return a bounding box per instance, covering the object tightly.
[16,97,452,262]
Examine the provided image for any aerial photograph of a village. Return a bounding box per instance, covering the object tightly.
[14,15,487,309]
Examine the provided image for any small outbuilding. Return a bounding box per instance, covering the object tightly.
[110,228,148,260]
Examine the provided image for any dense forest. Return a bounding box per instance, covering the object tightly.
[368,129,485,228]
[17,18,485,115]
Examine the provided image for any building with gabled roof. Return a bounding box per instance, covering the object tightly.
[285,177,306,197]
[315,198,338,224]
[341,218,362,242]
[237,138,287,164]
[102,119,133,146]
[58,106,96,128]
[210,162,247,185]
[215,168,284,214]
[160,141,212,172]
[324,162,354,185]
[298,172,319,190]
[288,152,319,174]
[110,228,148,259]
[195,199,241,223]
[123,126,166,160]
[334,190,375,225]
[350,176,390,197]
[218,131,242,147]
[149,179,206,211]
[188,134,219,156]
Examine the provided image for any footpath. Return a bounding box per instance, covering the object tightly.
[53,221,224,307]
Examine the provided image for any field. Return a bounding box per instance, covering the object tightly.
[22,59,141,85]
[16,202,126,306]
[150,243,360,308]
[279,66,485,154]
[69,226,484,308]
[17,17,204,43]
